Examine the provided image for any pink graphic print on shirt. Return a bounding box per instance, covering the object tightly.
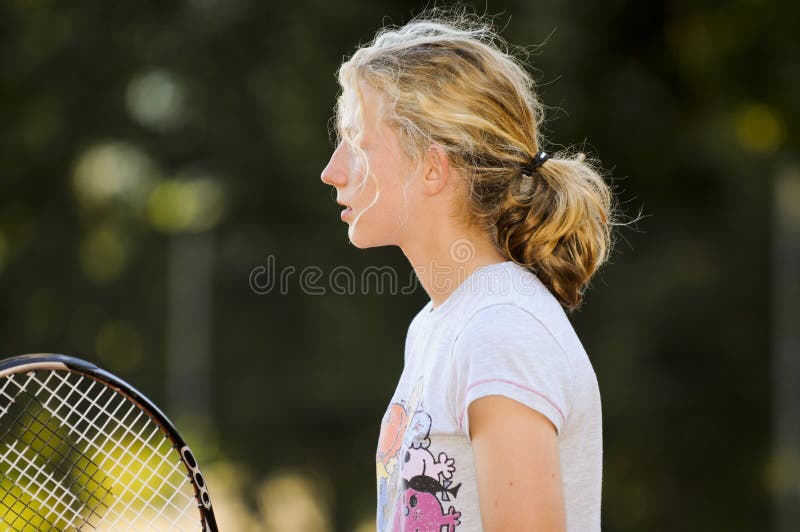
[376,378,461,531]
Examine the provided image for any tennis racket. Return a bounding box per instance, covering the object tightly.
[0,353,218,531]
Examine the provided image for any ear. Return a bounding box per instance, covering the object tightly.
[421,144,451,196]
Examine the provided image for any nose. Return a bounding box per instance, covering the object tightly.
[320,143,347,188]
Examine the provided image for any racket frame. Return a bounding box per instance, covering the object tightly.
[0,353,219,532]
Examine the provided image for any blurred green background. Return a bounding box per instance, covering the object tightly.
[1,0,797,530]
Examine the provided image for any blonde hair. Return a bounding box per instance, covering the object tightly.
[333,8,623,312]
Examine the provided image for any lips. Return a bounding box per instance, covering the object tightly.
[336,199,354,220]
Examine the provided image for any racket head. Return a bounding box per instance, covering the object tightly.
[0,353,218,531]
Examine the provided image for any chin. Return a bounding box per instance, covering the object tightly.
[347,226,393,249]
[348,234,380,249]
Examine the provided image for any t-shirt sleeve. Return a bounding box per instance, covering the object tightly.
[449,304,574,441]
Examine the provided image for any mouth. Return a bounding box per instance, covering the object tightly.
[337,200,353,220]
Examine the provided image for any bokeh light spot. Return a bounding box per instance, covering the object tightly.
[257,471,332,532]
[734,102,785,153]
[72,142,157,210]
[79,225,129,283]
[147,176,226,233]
[126,69,187,130]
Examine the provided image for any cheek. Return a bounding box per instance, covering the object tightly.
[352,147,369,173]
[356,149,409,213]
[367,169,401,209]
[353,157,378,193]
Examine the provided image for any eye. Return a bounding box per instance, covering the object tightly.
[409,495,418,508]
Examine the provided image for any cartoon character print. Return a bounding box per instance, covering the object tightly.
[376,377,461,531]
[400,411,458,495]
[394,477,461,532]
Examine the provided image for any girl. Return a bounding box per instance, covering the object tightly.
[321,10,617,532]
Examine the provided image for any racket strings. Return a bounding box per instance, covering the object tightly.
[40,373,185,508]
[0,370,200,531]
[35,372,176,528]
[39,370,198,529]
[1,372,107,529]
[1,379,97,530]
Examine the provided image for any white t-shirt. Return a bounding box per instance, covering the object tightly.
[375,261,602,532]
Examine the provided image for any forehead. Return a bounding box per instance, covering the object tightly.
[342,79,409,162]
[357,81,389,135]
[354,81,418,166]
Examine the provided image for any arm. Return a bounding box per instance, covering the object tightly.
[469,394,566,532]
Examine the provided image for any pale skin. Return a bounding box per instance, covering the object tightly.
[320,82,566,531]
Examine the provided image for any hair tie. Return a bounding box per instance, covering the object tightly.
[522,150,551,175]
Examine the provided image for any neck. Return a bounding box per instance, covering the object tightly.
[400,224,507,309]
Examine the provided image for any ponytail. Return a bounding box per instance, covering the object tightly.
[494,151,615,311]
